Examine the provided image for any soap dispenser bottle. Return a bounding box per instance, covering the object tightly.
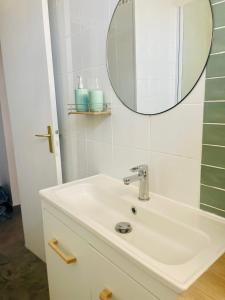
[75,76,89,112]
[89,78,104,112]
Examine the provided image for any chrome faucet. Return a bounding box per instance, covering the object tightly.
[123,165,150,201]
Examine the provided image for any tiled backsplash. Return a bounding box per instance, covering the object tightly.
[201,0,225,218]
[49,0,206,208]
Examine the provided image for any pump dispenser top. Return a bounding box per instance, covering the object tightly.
[77,76,84,89]
[95,78,100,89]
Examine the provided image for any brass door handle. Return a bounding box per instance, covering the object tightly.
[35,125,54,153]
[48,239,77,264]
[99,289,112,300]
[35,134,51,138]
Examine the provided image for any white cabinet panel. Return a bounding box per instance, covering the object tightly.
[43,210,90,300]
[89,246,158,300]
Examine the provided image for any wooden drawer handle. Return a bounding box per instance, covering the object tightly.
[48,239,77,264]
[99,288,112,300]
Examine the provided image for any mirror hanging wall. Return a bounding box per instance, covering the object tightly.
[107,0,213,115]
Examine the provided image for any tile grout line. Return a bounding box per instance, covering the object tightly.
[205,100,225,102]
[212,0,225,5]
[201,183,225,192]
[203,123,225,125]
[214,25,225,30]
[206,76,225,80]
[210,51,225,56]
[203,144,225,148]
[201,163,225,170]
[201,203,225,214]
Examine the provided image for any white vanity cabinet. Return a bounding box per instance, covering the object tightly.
[40,175,225,300]
[42,209,158,300]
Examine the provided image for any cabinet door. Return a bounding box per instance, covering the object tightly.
[43,210,90,300]
[89,247,157,300]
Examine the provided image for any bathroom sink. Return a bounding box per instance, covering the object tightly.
[40,174,225,292]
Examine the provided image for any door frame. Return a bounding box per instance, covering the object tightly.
[42,0,62,184]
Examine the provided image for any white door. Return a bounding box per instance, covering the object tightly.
[0,0,62,260]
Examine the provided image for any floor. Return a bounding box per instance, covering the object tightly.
[0,206,49,300]
[178,254,225,300]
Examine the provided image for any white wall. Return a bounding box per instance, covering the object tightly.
[0,46,20,206]
[49,0,205,208]
[0,105,9,186]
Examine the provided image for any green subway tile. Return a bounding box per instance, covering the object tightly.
[205,78,225,100]
[202,145,225,168]
[201,185,225,210]
[213,2,225,28]
[201,204,225,218]
[201,165,225,189]
[206,53,225,78]
[202,0,225,219]
[211,28,225,54]
[204,102,225,123]
[203,124,225,145]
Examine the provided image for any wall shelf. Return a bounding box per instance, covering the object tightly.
[68,111,111,116]
[68,103,111,116]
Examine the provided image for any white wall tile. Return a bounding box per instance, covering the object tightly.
[86,140,113,176]
[54,72,70,134]
[112,146,149,180]
[183,72,205,105]
[86,115,113,144]
[60,135,74,182]
[71,135,88,179]
[71,33,84,72]
[81,26,107,70]
[150,104,204,159]
[150,151,201,207]
[112,104,150,149]
[68,114,87,140]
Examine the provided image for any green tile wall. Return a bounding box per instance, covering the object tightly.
[202,145,225,167]
[205,78,225,100]
[201,1,225,218]
[203,124,225,145]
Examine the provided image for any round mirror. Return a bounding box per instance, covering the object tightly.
[107,0,213,115]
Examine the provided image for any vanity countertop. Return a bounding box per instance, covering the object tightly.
[179,254,225,300]
[40,175,225,295]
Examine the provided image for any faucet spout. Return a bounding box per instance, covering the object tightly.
[123,174,140,185]
[123,165,150,201]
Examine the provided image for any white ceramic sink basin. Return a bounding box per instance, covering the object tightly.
[40,174,225,292]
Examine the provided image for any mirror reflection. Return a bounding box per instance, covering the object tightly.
[107,0,213,115]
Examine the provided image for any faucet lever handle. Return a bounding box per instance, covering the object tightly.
[130,166,140,173]
[130,165,148,174]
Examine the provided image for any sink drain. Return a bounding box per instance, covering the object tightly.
[115,222,132,234]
